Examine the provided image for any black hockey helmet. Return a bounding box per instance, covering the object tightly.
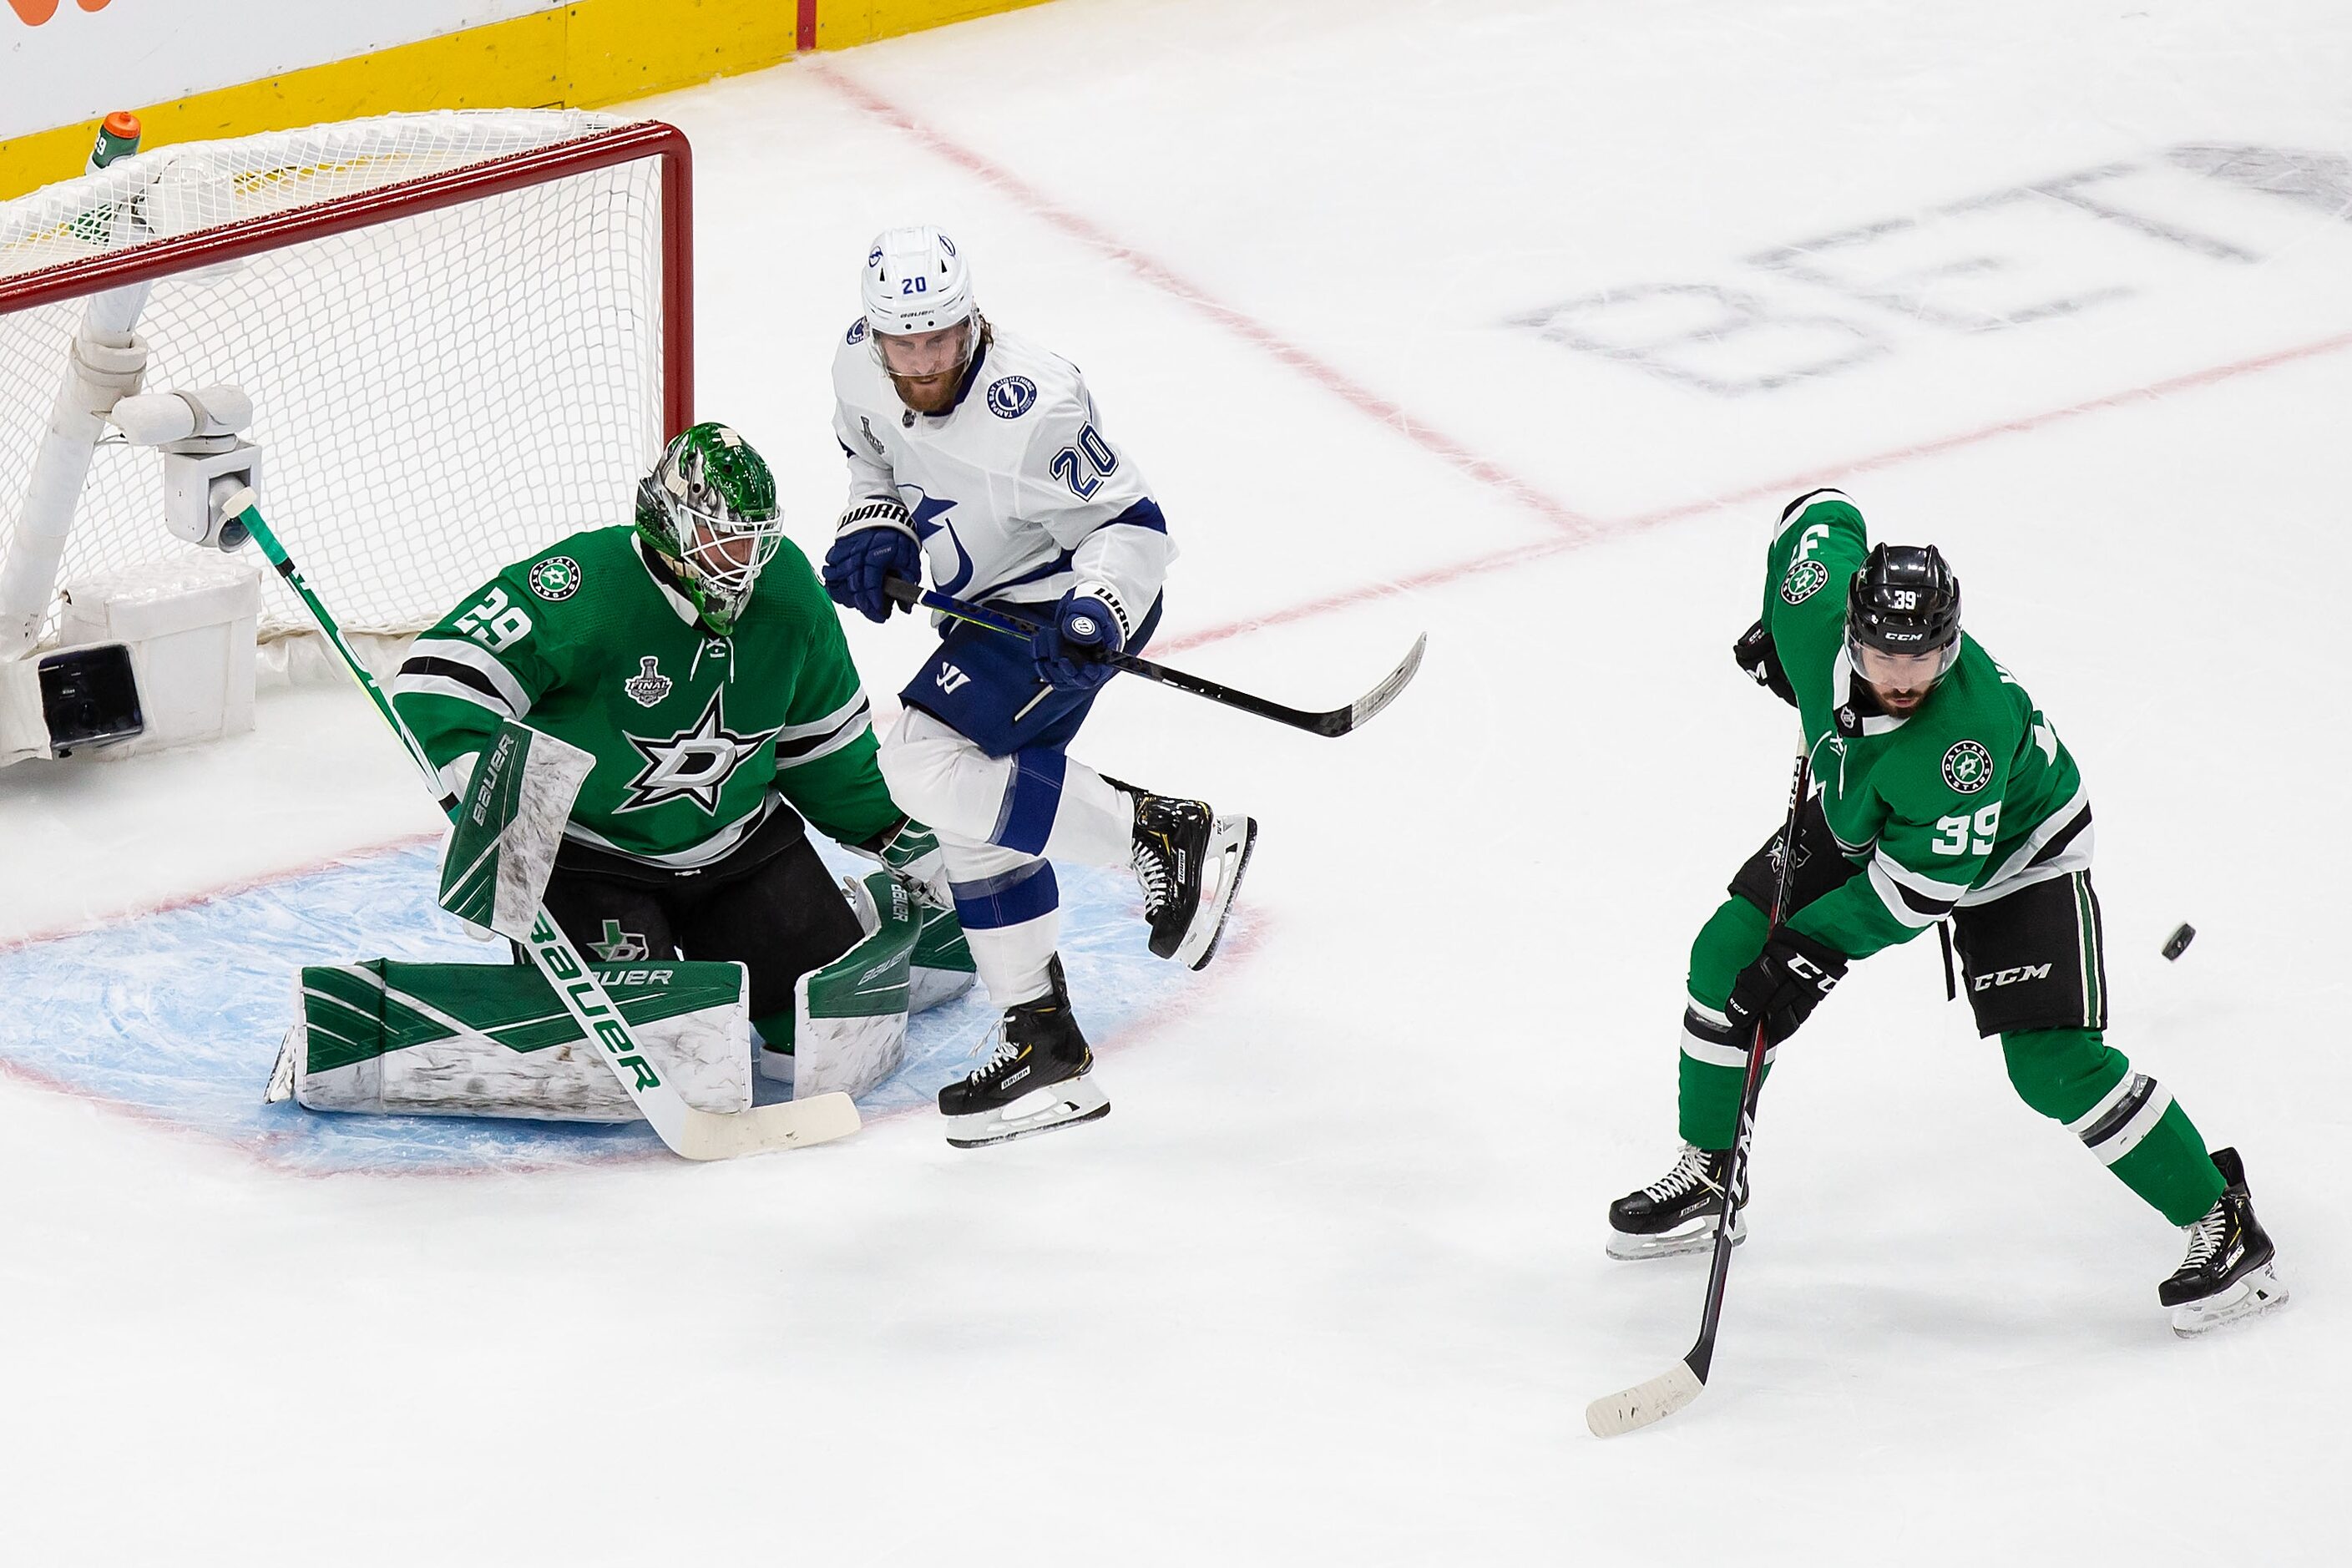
[1847,543,1961,656]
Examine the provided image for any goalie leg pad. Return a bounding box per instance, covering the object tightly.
[783,872,925,1100]
[911,900,977,1013]
[281,959,750,1121]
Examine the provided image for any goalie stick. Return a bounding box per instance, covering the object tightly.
[228,491,860,1161]
[1586,750,1813,1437]
[881,578,1424,738]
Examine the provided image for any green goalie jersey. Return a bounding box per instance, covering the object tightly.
[390,524,898,868]
[1765,490,2090,959]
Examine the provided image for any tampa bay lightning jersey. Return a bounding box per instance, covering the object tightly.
[830,321,1174,641]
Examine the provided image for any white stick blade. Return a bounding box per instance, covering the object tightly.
[1586,1359,1704,1438]
[1347,633,1427,730]
[669,1091,862,1161]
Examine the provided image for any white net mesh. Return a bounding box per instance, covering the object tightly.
[0,109,674,643]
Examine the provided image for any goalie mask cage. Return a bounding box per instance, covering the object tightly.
[0,110,691,650]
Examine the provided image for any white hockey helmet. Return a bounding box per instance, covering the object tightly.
[862,226,979,379]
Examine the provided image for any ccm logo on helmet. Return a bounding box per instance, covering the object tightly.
[1974,964,2052,990]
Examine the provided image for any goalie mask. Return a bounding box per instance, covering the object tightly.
[635,422,784,635]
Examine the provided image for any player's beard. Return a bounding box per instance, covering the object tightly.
[885,318,991,417]
[889,369,961,414]
[1869,680,1930,716]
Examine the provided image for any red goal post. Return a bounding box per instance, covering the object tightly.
[0,111,693,652]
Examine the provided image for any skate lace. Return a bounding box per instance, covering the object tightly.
[2179,1204,2228,1269]
[1132,840,1171,918]
[1644,1146,1717,1203]
[963,1030,1023,1085]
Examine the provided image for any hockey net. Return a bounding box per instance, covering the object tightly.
[0,109,690,654]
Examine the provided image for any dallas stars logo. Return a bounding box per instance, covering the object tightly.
[588,920,649,962]
[615,688,781,814]
[529,555,582,601]
[1781,559,1829,604]
[1943,739,1994,795]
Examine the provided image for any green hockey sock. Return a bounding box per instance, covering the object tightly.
[2000,1029,2223,1226]
[753,1009,795,1052]
[1677,896,1773,1150]
[2110,1102,2223,1225]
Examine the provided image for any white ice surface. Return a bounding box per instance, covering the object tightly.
[3,2,2347,1561]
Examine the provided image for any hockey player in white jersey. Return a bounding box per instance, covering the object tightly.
[823,226,1256,1149]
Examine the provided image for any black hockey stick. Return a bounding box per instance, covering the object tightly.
[1586,749,1814,1437]
[880,578,1424,737]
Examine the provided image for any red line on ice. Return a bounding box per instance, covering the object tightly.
[814,60,2352,654]
[1164,328,2352,651]
[14,71,2350,1150]
[0,1049,648,1179]
[807,62,1610,546]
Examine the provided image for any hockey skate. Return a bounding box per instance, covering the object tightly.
[938,957,1109,1149]
[1606,1144,1748,1260]
[1130,789,1257,969]
[2161,1146,2286,1336]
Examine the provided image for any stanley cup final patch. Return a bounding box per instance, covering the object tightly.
[1780,559,1830,604]
[1942,739,1994,793]
[624,656,673,708]
[528,555,582,601]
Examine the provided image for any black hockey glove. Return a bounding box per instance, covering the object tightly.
[1733,620,1797,709]
[1725,929,1849,1046]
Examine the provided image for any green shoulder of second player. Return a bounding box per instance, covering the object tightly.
[1762,488,2086,959]
[391,461,898,867]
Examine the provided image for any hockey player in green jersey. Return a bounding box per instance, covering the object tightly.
[1606,488,2284,1335]
[386,422,964,1085]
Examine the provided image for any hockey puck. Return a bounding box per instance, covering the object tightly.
[2162,923,2196,961]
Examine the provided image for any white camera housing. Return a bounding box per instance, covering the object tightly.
[109,385,262,549]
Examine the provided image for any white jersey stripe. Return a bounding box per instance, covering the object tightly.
[775,690,872,743]
[403,635,534,718]
[391,670,513,720]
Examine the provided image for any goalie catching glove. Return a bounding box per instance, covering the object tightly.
[853,813,954,910]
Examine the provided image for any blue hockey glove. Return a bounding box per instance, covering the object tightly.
[822,498,919,623]
[1725,929,1849,1046]
[1030,585,1125,692]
